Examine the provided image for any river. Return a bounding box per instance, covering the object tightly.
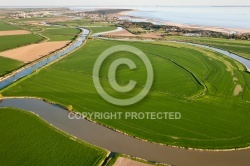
[0,98,249,166]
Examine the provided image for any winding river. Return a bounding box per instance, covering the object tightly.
[0,98,250,166]
[1,27,250,166]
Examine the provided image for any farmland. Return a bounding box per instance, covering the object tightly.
[41,27,81,41]
[2,39,250,149]
[165,36,250,60]
[90,26,117,34]
[0,34,43,52]
[51,19,115,27]
[0,108,107,165]
[0,21,20,31]
[0,56,23,76]
[0,30,42,75]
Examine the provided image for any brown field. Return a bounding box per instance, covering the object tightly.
[0,30,30,36]
[114,157,151,166]
[102,29,162,39]
[0,41,70,63]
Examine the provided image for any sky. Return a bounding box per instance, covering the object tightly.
[1,0,250,6]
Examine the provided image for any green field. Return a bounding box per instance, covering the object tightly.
[0,21,20,31]
[165,36,250,60]
[0,108,107,165]
[2,39,250,149]
[52,19,115,27]
[0,56,23,76]
[90,26,117,34]
[0,34,43,52]
[41,27,81,41]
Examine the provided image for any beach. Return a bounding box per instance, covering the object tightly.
[118,7,250,34]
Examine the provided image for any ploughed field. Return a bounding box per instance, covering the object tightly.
[0,108,107,165]
[0,21,81,75]
[2,39,250,149]
[165,36,250,60]
[0,22,43,76]
[0,21,43,52]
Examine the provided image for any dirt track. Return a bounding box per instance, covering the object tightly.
[0,41,70,63]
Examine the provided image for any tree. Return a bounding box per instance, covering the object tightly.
[67,105,73,112]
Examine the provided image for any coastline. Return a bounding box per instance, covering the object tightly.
[118,10,250,34]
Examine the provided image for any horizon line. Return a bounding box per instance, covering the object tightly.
[0,5,250,8]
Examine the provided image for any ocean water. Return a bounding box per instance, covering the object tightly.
[127,7,250,29]
[71,6,250,29]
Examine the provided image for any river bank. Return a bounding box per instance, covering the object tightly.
[0,97,250,166]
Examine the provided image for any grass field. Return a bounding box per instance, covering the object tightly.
[2,39,250,149]
[52,19,115,27]
[0,56,23,76]
[41,27,81,41]
[165,36,250,60]
[0,34,43,52]
[0,21,20,31]
[0,108,107,165]
[90,26,117,34]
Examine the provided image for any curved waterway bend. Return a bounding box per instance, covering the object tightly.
[95,27,250,72]
[0,28,89,90]
[0,98,249,166]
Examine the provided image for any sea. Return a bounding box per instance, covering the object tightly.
[71,6,250,29]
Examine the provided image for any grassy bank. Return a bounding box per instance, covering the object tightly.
[2,39,250,149]
[0,108,107,165]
